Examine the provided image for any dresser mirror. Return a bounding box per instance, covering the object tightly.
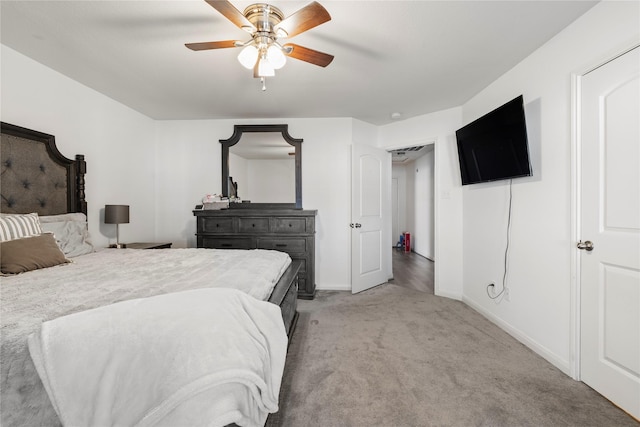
[220,124,302,209]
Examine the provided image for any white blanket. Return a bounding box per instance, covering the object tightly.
[2,248,291,427]
[28,288,287,427]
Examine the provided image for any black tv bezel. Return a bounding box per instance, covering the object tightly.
[455,95,532,186]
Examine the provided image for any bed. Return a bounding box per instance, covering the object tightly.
[0,122,299,427]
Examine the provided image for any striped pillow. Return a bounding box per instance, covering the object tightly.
[0,213,43,242]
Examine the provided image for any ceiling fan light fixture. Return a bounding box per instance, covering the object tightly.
[238,45,259,69]
[266,44,286,69]
[257,56,275,77]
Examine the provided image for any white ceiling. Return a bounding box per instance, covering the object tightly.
[0,0,597,125]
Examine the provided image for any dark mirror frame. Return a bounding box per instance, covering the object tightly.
[221,124,302,209]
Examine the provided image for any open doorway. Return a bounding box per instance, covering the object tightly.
[389,144,435,293]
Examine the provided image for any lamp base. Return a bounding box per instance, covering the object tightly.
[109,243,127,249]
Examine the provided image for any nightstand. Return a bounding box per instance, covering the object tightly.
[125,242,172,249]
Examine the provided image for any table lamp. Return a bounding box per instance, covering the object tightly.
[105,204,129,248]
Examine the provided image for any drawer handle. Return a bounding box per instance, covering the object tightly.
[221,243,232,247]
[252,224,255,227]
[289,224,292,227]
[275,244,287,248]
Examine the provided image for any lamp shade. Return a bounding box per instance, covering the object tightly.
[238,45,258,69]
[104,205,130,224]
[266,45,286,69]
[257,56,275,77]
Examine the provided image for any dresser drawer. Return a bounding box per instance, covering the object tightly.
[194,208,316,299]
[200,217,234,233]
[257,238,306,254]
[238,217,270,233]
[272,217,308,233]
[201,237,253,250]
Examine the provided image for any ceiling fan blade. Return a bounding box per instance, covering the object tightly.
[205,0,255,31]
[275,1,331,38]
[284,43,334,67]
[185,40,239,51]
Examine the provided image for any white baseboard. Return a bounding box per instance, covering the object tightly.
[462,295,572,377]
[315,284,351,292]
[435,290,462,300]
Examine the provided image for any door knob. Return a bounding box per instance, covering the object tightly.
[577,240,594,251]
[350,223,362,228]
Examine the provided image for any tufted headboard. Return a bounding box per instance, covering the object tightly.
[1,122,87,216]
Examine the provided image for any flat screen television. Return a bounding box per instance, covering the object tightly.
[455,95,532,185]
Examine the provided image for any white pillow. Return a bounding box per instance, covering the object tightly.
[0,213,42,242]
[39,213,88,223]
[40,213,94,257]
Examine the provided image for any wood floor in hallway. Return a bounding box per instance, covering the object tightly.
[390,248,434,294]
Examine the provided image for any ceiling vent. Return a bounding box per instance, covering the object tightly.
[390,145,426,163]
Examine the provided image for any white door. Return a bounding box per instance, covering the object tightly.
[351,144,390,293]
[580,46,640,420]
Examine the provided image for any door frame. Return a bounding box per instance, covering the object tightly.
[570,40,640,381]
[385,138,438,288]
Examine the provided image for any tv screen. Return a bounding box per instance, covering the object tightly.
[455,95,532,185]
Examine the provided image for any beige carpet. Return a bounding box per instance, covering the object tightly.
[268,284,637,427]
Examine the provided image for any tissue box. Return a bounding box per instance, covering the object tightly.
[203,200,229,210]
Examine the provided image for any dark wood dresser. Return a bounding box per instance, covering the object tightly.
[194,208,317,299]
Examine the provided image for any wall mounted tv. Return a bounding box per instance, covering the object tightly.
[455,95,532,185]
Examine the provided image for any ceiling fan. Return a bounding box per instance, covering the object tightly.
[186,0,334,89]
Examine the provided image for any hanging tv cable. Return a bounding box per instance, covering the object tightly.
[487,179,513,300]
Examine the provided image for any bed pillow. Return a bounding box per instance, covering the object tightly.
[39,213,88,223]
[0,213,42,241]
[0,233,71,275]
[40,213,94,257]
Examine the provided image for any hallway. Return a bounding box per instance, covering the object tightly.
[390,249,434,294]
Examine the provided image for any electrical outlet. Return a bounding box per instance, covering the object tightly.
[488,283,496,298]
[504,287,511,302]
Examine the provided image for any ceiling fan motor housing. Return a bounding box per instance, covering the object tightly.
[243,3,285,35]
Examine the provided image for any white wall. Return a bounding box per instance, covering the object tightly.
[405,164,416,251]
[459,1,640,375]
[246,158,295,203]
[229,154,295,203]
[154,118,356,291]
[391,164,409,246]
[413,150,435,259]
[379,107,464,299]
[1,45,157,248]
[229,152,248,198]
[301,118,359,290]
[153,120,227,246]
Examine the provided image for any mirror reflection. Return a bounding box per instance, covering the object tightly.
[228,133,296,203]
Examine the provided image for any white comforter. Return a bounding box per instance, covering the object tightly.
[28,288,287,427]
[1,248,291,427]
